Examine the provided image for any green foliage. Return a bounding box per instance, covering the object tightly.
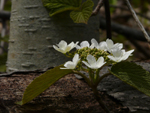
[70,0,94,24]
[17,65,73,105]
[110,61,150,97]
[42,0,82,16]
[42,0,94,24]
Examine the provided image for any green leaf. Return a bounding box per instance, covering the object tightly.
[42,0,82,16]
[70,0,94,24]
[18,65,73,105]
[109,61,150,97]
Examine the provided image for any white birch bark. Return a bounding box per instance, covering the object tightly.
[7,0,100,71]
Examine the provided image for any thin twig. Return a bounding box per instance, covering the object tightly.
[110,5,150,20]
[125,0,150,43]
[91,0,104,16]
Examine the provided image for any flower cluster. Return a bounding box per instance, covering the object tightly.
[53,39,134,70]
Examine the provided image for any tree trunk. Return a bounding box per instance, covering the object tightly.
[7,0,99,72]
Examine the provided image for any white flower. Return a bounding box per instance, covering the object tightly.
[108,49,134,62]
[53,40,78,53]
[105,39,123,52]
[60,54,80,69]
[76,41,94,49]
[82,54,106,69]
[91,38,107,51]
[91,38,123,52]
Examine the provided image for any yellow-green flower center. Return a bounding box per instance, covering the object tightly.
[76,47,112,63]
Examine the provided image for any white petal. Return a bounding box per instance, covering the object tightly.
[106,39,114,49]
[54,40,79,53]
[109,43,123,52]
[68,41,79,49]
[60,63,74,69]
[53,45,65,53]
[90,43,95,49]
[64,61,72,67]
[61,53,80,70]
[113,43,123,50]
[53,45,60,51]
[66,42,77,52]
[73,54,80,63]
[108,55,117,62]
[82,54,97,69]
[82,61,91,68]
[122,49,134,60]
[89,66,99,69]
[91,38,99,48]
[87,54,96,65]
[60,67,69,69]
[58,40,67,49]
[64,61,75,69]
[74,42,79,47]
[80,41,90,48]
[116,58,123,62]
[65,46,72,52]
[99,42,107,50]
[126,49,134,54]
[111,49,122,57]
[121,49,126,55]
[76,45,81,49]
[68,42,75,48]
[96,57,106,68]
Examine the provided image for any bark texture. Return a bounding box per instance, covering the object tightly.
[0,74,128,113]
[7,0,99,72]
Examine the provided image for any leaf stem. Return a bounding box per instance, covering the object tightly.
[92,87,111,113]
[73,70,91,87]
[89,68,94,83]
[95,72,111,86]
[94,68,101,82]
